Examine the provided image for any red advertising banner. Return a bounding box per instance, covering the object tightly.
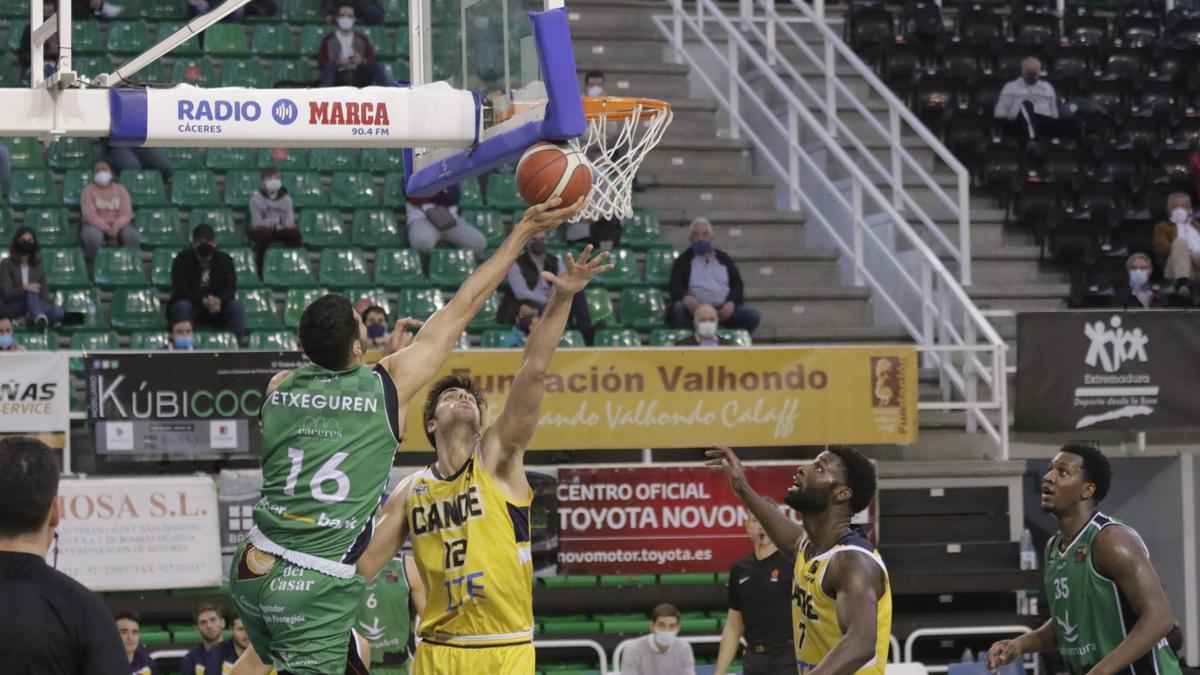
[554,465,876,575]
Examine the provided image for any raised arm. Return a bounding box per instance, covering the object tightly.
[380,197,584,405]
[706,445,806,560]
[807,551,885,675]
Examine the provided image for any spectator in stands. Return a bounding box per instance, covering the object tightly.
[168,224,245,343]
[497,232,595,341]
[322,0,384,24]
[667,217,760,333]
[673,303,735,346]
[2,227,64,331]
[74,0,123,19]
[1118,253,1167,309]
[0,436,128,674]
[499,301,541,348]
[180,604,226,675]
[248,167,300,273]
[620,603,696,675]
[105,141,174,186]
[0,314,24,351]
[1152,192,1200,292]
[204,613,251,673]
[406,183,488,262]
[317,4,391,88]
[115,611,160,675]
[584,70,607,99]
[165,317,195,351]
[993,57,1069,144]
[0,138,10,198]
[714,507,794,675]
[80,160,140,262]
[362,304,390,350]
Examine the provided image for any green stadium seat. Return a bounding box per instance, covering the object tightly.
[540,620,602,637]
[624,210,664,249]
[55,289,107,332]
[106,20,153,55]
[171,170,221,207]
[15,331,53,350]
[395,288,445,320]
[263,248,316,287]
[460,179,485,209]
[70,331,118,351]
[0,2,29,19]
[60,169,90,207]
[658,572,717,585]
[618,287,667,330]
[134,60,170,85]
[297,210,348,248]
[285,172,326,208]
[47,137,94,171]
[150,249,175,288]
[540,576,598,588]
[24,209,75,246]
[134,208,184,249]
[142,2,184,19]
[331,172,379,208]
[129,331,168,350]
[0,210,11,241]
[309,148,358,172]
[120,170,168,206]
[249,330,299,350]
[583,287,615,326]
[593,329,641,347]
[599,574,656,587]
[594,612,646,624]
[0,58,19,86]
[383,0,407,24]
[167,624,202,644]
[110,288,162,331]
[237,289,281,330]
[466,294,503,333]
[161,147,206,170]
[5,137,43,169]
[94,248,148,288]
[373,248,425,287]
[681,617,719,633]
[71,20,104,54]
[485,174,523,210]
[222,171,261,207]
[6,21,28,52]
[461,209,506,248]
[204,23,250,57]
[170,58,216,85]
[227,247,263,288]
[643,247,678,287]
[717,328,752,346]
[593,248,640,287]
[559,330,586,348]
[479,330,514,348]
[267,59,314,84]
[41,247,90,289]
[251,23,297,57]
[298,25,327,56]
[258,148,309,170]
[649,328,692,346]
[9,170,60,207]
[351,287,392,316]
[207,148,257,171]
[283,0,325,22]
[350,209,402,249]
[381,172,406,207]
[220,58,269,88]
[190,208,244,246]
[318,248,370,288]
[196,331,239,350]
[360,25,394,57]
[428,249,476,289]
[360,148,406,174]
[283,288,328,328]
[73,55,112,79]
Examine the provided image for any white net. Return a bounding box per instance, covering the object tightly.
[569,97,673,223]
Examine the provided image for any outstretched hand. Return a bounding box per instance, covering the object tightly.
[541,245,614,294]
[517,196,587,236]
[705,445,749,494]
[384,317,424,355]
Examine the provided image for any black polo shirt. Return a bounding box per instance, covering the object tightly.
[727,550,794,645]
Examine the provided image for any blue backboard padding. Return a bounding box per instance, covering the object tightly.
[108,89,148,146]
[405,7,586,198]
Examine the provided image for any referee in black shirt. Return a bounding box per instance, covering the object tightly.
[0,436,127,675]
[715,507,796,675]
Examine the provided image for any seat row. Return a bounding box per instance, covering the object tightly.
[0,0,410,24]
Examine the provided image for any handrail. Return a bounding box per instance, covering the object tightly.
[903,626,1037,675]
[535,638,610,674]
[655,0,1009,456]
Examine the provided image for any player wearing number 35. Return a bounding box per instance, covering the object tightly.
[987,444,1181,675]
[225,197,586,675]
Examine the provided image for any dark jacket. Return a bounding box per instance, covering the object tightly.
[0,258,53,306]
[1115,284,1168,309]
[667,248,745,306]
[169,248,237,309]
[317,30,377,68]
[673,334,734,346]
[497,251,562,325]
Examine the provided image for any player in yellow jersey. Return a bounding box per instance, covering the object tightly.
[707,445,891,675]
[358,245,613,675]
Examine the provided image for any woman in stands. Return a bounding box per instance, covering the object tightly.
[0,227,64,332]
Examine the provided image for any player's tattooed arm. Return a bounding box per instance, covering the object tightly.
[807,550,885,675]
[1085,526,1176,675]
[357,475,414,582]
[705,445,806,561]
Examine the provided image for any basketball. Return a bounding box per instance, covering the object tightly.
[515,142,593,207]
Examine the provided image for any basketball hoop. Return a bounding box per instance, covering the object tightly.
[570,96,673,222]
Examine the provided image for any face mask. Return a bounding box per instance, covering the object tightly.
[653,630,678,648]
[0,334,12,349]
[15,240,37,256]
[528,241,547,256]
[1171,208,1191,225]
[586,85,604,97]
[174,336,193,349]
[1129,268,1150,287]
[692,239,713,256]
[336,16,354,31]
[195,242,215,259]
[94,171,112,186]
[1022,72,1038,85]
[366,322,387,339]
[264,178,282,192]
[517,315,535,334]
[696,320,718,338]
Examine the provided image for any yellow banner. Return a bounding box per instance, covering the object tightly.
[399,346,918,450]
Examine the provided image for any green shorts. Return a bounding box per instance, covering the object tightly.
[229,540,366,675]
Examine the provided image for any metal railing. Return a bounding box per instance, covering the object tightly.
[654,0,1010,457]
[904,625,1037,675]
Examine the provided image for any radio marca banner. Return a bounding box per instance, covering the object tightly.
[55,476,222,591]
[0,352,69,433]
[401,346,917,450]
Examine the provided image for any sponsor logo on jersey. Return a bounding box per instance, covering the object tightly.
[1074,545,1088,563]
[410,485,485,535]
[297,416,343,438]
[236,544,276,581]
[793,585,819,621]
[771,569,781,583]
[1056,610,1079,642]
[308,101,391,126]
[413,481,429,496]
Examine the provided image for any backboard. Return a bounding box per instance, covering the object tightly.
[404,0,586,197]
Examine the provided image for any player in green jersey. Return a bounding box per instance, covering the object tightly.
[987,443,1181,675]
[356,554,425,674]
[228,196,584,675]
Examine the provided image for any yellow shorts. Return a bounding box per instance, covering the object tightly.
[411,640,535,675]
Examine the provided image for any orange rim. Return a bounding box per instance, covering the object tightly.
[582,96,672,121]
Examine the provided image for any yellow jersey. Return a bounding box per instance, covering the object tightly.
[408,448,534,648]
[793,530,892,675]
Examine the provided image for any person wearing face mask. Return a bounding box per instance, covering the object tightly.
[248,168,301,273]
[673,303,736,346]
[1,227,64,331]
[0,315,26,351]
[80,160,140,262]
[619,604,696,675]
[163,318,196,351]
[1151,192,1200,297]
[668,217,761,333]
[497,231,595,343]
[1117,252,1166,309]
[168,224,246,344]
[498,301,542,348]
[317,4,391,87]
[361,305,390,350]
[993,56,1067,144]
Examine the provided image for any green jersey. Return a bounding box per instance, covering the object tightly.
[356,556,414,667]
[251,363,400,578]
[1045,512,1182,675]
